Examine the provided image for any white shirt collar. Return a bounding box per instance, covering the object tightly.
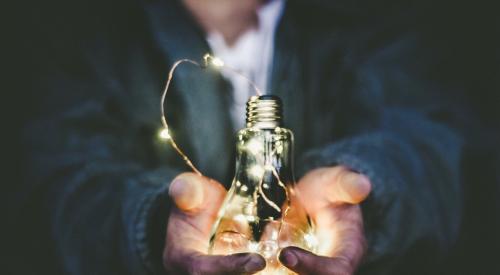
[206,0,285,129]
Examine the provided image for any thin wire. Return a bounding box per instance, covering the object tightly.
[160,55,262,175]
[160,59,203,175]
[272,166,291,244]
[258,175,282,213]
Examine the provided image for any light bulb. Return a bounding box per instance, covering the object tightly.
[209,95,316,274]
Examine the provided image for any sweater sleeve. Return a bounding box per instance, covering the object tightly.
[22,61,185,275]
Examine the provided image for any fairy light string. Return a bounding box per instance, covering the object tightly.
[160,54,298,255]
[160,54,262,175]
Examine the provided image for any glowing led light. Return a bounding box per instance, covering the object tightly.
[248,165,265,178]
[275,141,284,154]
[243,202,256,216]
[248,242,259,252]
[241,185,249,192]
[234,214,256,224]
[246,139,262,154]
[210,57,225,67]
[158,128,171,140]
[304,232,318,248]
[234,214,247,223]
[271,230,279,241]
[260,240,279,259]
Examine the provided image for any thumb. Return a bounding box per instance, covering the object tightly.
[328,167,372,204]
[169,172,226,212]
[187,253,266,275]
[279,246,353,275]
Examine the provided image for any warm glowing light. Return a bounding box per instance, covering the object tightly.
[275,141,284,154]
[211,57,225,67]
[159,128,171,140]
[260,240,279,259]
[234,214,247,223]
[303,232,318,248]
[271,230,278,241]
[243,202,256,216]
[248,165,265,178]
[234,214,256,224]
[246,139,262,154]
[248,242,259,252]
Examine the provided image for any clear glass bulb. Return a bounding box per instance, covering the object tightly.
[209,96,317,274]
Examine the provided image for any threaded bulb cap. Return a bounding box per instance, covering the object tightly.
[246,95,283,129]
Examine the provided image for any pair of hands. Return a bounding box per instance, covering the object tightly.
[163,166,371,275]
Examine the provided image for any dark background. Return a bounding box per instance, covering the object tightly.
[4,0,500,274]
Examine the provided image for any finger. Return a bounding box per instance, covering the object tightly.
[295,167,371,215]
[187,253,266,275]
[169,172,226,212]
[329,167,371,204]
[279,247,354,275]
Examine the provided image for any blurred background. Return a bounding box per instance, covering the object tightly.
[4,0,499,274]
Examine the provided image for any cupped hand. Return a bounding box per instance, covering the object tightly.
[163,172,266,275]
[279,166,372,275]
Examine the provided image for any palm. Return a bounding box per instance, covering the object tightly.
[277,167,370,275]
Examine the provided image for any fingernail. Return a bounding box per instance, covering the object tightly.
[168,178,185,197]
[243,254,266,272]
[336,172,372,204]
[279,248,298,268]
[350,174,371,201]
